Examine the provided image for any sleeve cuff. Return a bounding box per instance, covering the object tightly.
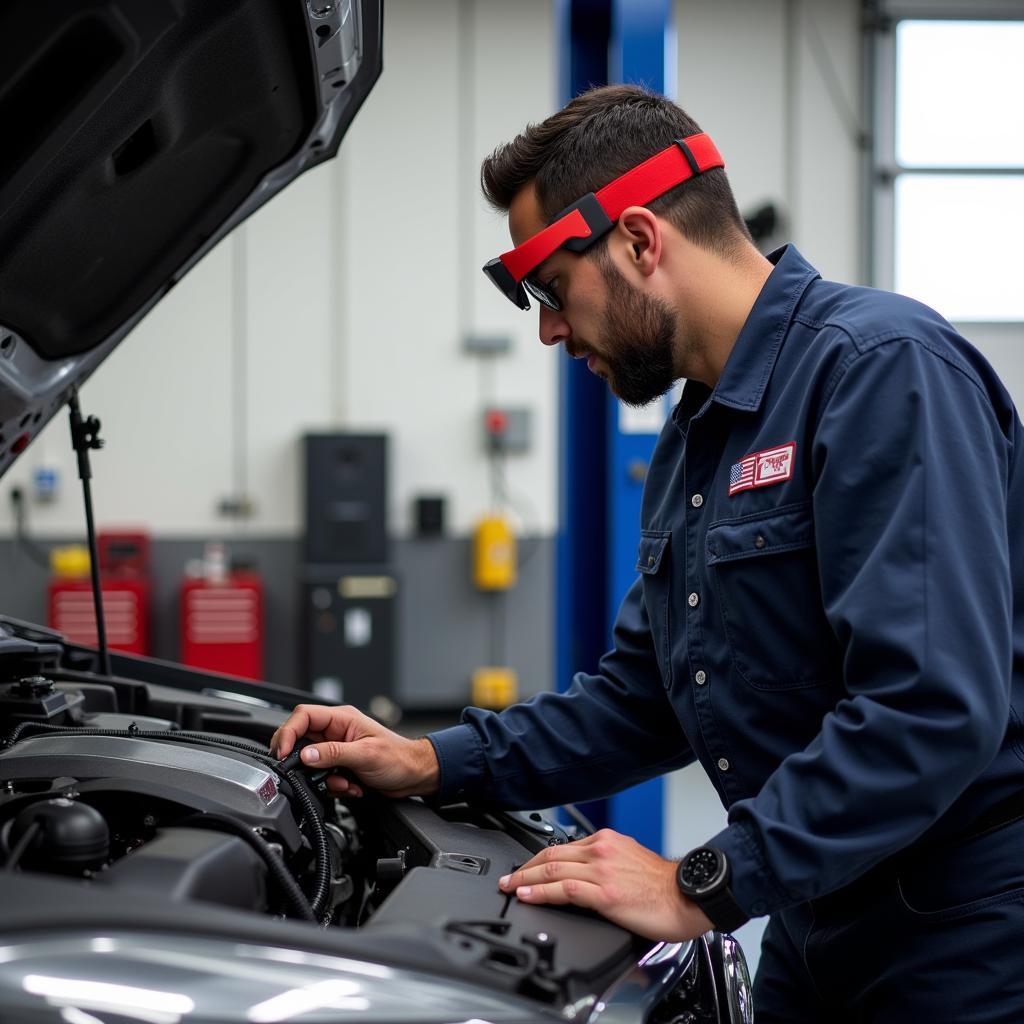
[709,820,792,919]
[426,723,485,804]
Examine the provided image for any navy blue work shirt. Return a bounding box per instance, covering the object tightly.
[429,245,1024,919]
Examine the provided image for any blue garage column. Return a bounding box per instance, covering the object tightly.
[555,0,675,854]
[554,0,613,842]
[605,0,674,856]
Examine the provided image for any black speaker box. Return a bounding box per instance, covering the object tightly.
[303,433,388,564]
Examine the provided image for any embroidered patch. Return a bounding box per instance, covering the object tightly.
[728,442,796,496]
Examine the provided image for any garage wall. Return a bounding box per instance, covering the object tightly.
[675,0,863,285]
[336,0,560,539]
[0,0,562,704]
[0,0,559,541]
[4,0,1018,613]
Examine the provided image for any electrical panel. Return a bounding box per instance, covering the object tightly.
[483,407,531,454]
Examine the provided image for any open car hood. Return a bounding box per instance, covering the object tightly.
[0,0,382,478]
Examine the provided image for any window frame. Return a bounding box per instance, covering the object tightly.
[870,0,1024,325]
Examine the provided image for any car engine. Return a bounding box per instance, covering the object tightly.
[0,618,752,1023]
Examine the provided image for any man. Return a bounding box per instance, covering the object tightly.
[273,85,1024,1020]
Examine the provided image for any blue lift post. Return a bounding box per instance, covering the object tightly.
[556,0,674,853]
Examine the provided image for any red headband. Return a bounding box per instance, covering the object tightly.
[501,133,724,283]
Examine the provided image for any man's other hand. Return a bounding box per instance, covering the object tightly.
[270,704,440,799]
[498,828,714,942]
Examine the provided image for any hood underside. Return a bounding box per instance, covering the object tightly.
[0,0,381,476]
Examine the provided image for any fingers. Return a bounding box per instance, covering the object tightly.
[498,844,597,893]
[269,705,318,758]
[507,877,604,910]
[269,704,428,799]
[324,774,364,798]
[270,704,357,758]
[502,844,592,881]
[300,738,366,769]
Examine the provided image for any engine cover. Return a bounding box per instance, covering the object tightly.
[98,826,268,911]
[0,734,301,851]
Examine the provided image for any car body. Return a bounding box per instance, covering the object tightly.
[0,3,752,1021]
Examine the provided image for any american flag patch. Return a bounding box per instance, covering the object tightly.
[728,442,796,496]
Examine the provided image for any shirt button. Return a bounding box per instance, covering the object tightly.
[754,534,766,549]
[687,592,700,608]
[691,493,704,508]
[648,555,655,566]
[717,758,730,772]
[694,670,707,685]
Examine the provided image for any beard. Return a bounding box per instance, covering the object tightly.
[592,257,679,408]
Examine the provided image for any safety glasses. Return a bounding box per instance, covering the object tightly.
[482,132,724,311]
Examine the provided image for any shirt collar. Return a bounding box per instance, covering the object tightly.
[707,243,820,413]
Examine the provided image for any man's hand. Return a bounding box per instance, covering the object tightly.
[497,828,714,942]
[270,704,440,799]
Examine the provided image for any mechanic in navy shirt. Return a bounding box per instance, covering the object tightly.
[274,85,1024,1021]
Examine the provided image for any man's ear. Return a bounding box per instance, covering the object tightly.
[615,206,662,279]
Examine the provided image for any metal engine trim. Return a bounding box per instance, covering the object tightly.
[0,735,300,851]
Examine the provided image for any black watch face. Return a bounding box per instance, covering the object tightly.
[681,848,724,892]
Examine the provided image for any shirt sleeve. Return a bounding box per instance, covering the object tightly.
[711,334,1014,916]
[428,574,696,808]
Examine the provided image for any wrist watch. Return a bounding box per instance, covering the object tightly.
[675,846,749,933]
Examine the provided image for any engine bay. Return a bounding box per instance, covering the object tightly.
[0,616,675,1015]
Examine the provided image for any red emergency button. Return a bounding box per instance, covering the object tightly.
[485,410,507,434]
[11,434,30,455]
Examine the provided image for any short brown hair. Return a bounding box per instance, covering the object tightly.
[481,84,750,256]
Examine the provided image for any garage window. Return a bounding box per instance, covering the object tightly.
[873,8,1024,322]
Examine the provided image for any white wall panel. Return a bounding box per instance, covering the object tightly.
[677,0,789,223]
[337,0,559,536]
[791,0,862,282]
[336,0,481,532]
[244,162,337,533]
[677,0,862,283]
[0,242,234,535]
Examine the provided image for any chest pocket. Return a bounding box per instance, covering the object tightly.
[706,501,840,690]
[637,530,673,688]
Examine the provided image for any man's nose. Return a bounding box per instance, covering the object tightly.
[538,304,570,348]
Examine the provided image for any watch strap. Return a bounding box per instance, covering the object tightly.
[695,885,749,934]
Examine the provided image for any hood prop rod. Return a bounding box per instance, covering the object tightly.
[67,389,111,678]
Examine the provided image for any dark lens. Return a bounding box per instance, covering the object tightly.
[523,276,561,311]
[483,258,531,310]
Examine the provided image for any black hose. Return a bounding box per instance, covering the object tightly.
[177,811,315,922]
[285,769,332,922]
